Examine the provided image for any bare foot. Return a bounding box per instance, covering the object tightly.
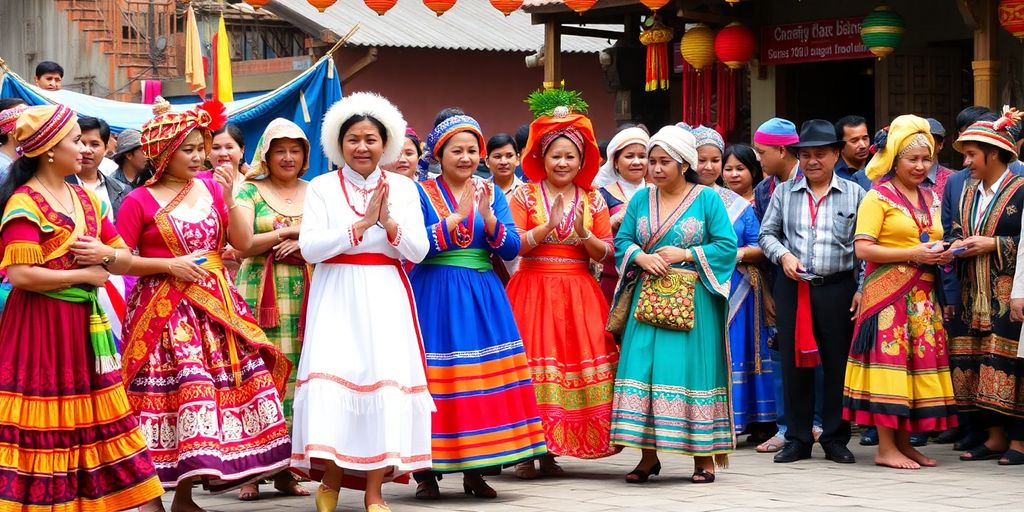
[874,448,921,470]
[899,445,937,467]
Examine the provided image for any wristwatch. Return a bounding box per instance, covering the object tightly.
[101,251,117,268]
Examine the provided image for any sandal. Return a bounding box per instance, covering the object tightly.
[538,456,565,477]
[414,478,441,500]
[747,430,773,445]
[514,461,539,480]
[691,468,716,484]
[959,444,1005,461]
[756,435,785,453]
[625,461,661,484]
[274,472,311,496]
[999,449,1024,466]
[238,483,260,501]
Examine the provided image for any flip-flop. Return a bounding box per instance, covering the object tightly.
[691,468,716,484]
[959,444,1004,461]
[756,435,785,453]
[999,449,1024,466]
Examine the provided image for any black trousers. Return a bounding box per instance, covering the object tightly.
[774,272,856,447]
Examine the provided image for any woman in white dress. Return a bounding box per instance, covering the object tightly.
[292,92,434,512]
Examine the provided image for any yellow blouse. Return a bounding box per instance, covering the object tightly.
[855,187,943,249]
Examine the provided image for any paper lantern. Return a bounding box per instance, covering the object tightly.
[999,0,1024,38]
[860,6,905,59]
[365,0,398,15]
[681,24,716,71]
[246,0,270,9]
[490,0,523,16]
[307,0,338,12]
[564,0,597,14]
[640,0,671,10]
[640,20,674,91]
[424,0,457,16]
[714,22,756,70]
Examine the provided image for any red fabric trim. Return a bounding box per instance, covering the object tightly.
[324,253,400,266]
[294,373,429,394]
[794,280,820,368]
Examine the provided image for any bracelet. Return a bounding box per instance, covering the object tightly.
[227,202,239,210]
[526,230,537,247]
[579,230,593,242]
[600,242,610,262]
[101,250,118,268]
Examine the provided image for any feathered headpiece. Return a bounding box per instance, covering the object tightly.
[521,85,601,188]
[954,105,1024,159]
[321,92,407,170]
[140,97,227,185]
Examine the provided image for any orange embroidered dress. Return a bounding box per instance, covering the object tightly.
[0,185,164,511]
[506,183,619,458]
[116,175,292,491]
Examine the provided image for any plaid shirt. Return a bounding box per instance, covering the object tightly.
[759,172,865,279]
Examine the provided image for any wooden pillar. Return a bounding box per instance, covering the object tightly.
[972,0,999,108]
[544,20,562,89]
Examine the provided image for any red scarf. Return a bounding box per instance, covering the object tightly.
[794,280,820,367]
[256,251,310,342]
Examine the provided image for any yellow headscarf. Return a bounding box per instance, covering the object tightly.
[864,114,934,182]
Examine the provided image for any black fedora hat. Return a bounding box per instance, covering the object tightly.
[790,119,844,148]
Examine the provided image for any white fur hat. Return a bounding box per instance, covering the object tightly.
[320,91,407,169]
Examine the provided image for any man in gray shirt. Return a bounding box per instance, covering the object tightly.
[759,119,866,465]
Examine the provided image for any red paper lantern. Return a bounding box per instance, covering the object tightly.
[424,0,457,16]
[640,0,671,10]
[714,22,756,70]
[246,0,271,9]
[564,0,597,14]
[999,0,1024,38]
[307,0,338,12]
[365,0,398,15]
[490,0,523,16]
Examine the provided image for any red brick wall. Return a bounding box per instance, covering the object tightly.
[334,46,616,141]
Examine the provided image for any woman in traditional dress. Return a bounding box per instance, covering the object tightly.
[384,127,422,181]
[486,133,523,197]
[117,100,293,511]
[211,123,249,191]
[687,125,777,443]
[232,118,312,500]
[609,124,737,484]
[291,92,433,512]
[723,144,763,205]
[595,126,649,303]
[950,107,1024,465]
[409,115,546,500]
[0,104,165,511]
[507,88,619,478]
[843,114,958,470]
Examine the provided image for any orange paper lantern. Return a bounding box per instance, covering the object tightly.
[307,0,338,12]
[365,0,398,15]
[564,0,597,14]
[424,0,457,16]
[640,0,671,10]
[714,22,756,69]
[999,0,1024,38]
[246,0,271,9]
[681,24,716,71]
[490,0,523,16]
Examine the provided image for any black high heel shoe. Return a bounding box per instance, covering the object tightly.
[625,461,661,483]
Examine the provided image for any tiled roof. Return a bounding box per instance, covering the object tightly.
[265,0,615,53]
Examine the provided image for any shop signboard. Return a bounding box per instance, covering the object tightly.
[761,17,874,65]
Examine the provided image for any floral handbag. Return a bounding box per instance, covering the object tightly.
[633,268,698,331]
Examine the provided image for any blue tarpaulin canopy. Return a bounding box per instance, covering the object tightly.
[1,55,342,179]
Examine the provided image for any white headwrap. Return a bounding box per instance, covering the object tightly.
[593,127,650,188]
[321,91,407,169]
[648,125,698,170]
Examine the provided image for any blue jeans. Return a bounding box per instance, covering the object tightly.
[770,349,823,436]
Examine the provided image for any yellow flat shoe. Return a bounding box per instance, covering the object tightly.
[315,484,340,512]
[367,504,391,512]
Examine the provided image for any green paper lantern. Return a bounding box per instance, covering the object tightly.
[861,6,905,59]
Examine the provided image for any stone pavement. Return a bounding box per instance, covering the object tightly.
[178,439,1021,511]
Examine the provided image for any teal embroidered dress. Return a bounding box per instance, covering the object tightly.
[610,185,738,456]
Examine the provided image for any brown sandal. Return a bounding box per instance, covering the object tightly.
[274,473,310,496]
[538,456,565,477]
[514,461,539,480]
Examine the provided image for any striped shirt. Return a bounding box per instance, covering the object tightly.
[758,172,865,278]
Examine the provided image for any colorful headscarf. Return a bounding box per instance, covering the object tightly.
[0,104,28,137]
[425,114,485,164]
[594,126,649,187]
[679,123,725,154]
[648,124,699,170]
[14,104,78,158]
[864,115,934,182]
[140,97,226,185]
[753,118,800,147]
[521,86,601,188]
[954,105,1023,159]
[247,118,310,179]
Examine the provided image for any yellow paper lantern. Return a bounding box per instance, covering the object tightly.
[681,24,715,71]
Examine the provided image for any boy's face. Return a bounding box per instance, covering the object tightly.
[35,72,62,91]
